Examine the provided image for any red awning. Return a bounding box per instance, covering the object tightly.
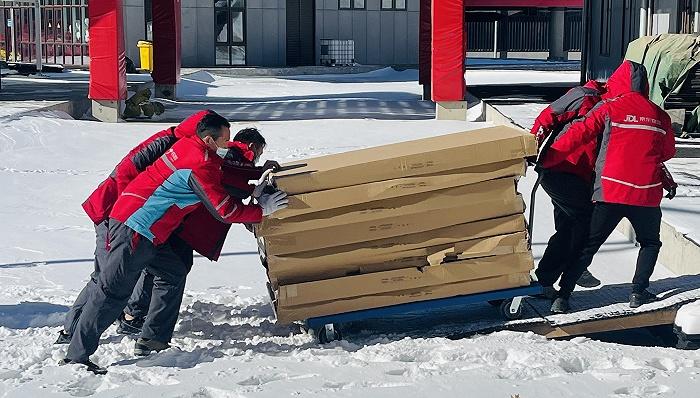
[466,0,583,8]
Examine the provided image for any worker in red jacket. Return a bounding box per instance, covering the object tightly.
[63,113,288,373]
[57,110,212,345]
[117,128,268,339]
[547,60,676,313]
[531,79,608,297]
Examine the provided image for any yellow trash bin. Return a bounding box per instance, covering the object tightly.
[137,40,153,72]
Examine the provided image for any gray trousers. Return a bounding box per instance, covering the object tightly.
[63,220,110,335]
[124,239,193,341]
[66,219,190,362]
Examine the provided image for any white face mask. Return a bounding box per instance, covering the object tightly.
[216,147,229,159]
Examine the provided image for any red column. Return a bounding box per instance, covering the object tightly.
[88,0,126,101]
[152,0,181,86]
[431,0,465,101]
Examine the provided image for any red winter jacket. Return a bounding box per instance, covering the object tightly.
[547,61,676,207]
[177,141,264,260]
[82,110,211,224]
[534,80,606,182]
[110,134,263,245]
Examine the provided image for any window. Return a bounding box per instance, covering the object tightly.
[339,0,365,10]
[381,0,406,10]
[215,0,246,65]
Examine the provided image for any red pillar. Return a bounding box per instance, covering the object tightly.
[88,0,126,101]
[152,0,181,98]
[431,0,465,102]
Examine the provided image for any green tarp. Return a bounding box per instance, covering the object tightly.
[626,34,700,106]
[626,34,700,136]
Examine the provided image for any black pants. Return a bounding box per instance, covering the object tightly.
[535,171,594,287]
[66,219,190,362]
[558,202,662,298]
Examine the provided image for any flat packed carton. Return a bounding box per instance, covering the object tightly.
[268,229,529,286]
[275,272,532,324]
[273,126,537,194]
[277,252,533,307]
[258,177,518,237]
[262,192,524,256]
[265,214,525,278]
[426,231,529,266]
[273,159,526,219]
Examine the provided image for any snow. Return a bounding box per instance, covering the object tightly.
[465,69,580,86]
[178,68,422,101]
[1,69,699,397]
[675,300,700,335]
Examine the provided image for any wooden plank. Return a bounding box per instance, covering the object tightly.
[511,308,679,339]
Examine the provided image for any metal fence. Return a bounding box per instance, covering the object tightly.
[466,10,582,53]
[1,0,88,67]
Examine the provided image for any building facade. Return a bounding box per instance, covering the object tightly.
[583,0,700,80]
[2,1,582,69]
[121,0,419,68]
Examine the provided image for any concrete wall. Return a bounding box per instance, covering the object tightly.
[123,1,145,68]
[181,0,216,67]
[246,0,286,66]
[315,0,419,65]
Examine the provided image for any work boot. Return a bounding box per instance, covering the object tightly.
[59,358,107,375]
[134,338,170,356]
[629,290,659,308]
[576,270,602,288]
[534,286,558,300]
[116,313,144,336]
[550,297,570,314]
[54,330,71,345]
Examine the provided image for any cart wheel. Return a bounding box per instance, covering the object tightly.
[500,299,523,320]
[488,299,505,307]
[317,324,342,344]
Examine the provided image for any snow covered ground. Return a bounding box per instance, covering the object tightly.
[1,69,699,397]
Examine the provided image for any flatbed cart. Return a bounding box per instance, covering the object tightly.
[265,280,543,343]
[260,164,545,343]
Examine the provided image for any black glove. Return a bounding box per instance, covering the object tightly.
[665,186,676,200]
[262,160,281,171]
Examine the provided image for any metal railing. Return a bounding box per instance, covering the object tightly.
[466,10,582,54]
[0,0,88,69]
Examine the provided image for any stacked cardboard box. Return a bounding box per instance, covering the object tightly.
[256,125,538,324]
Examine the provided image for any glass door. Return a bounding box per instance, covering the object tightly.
[215,0,246,65]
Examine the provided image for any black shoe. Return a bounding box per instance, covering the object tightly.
[117,313,144,336]
[576,270,602,288]
[54,330,71,345]
[550,297,570,314]
[534,286,558,300]
[134,338,170,356]
[59,358,107,375]
[630,290,658,308]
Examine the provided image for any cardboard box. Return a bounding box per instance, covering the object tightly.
[268,229,529,286]
[262,191,525,256]
[266,214,525,271]
[278,252,533,307]
[275,272,532,324]
[427,231,529,266]
[273,125,537,194]
[258,177,518,238]
[272,159,527,219]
